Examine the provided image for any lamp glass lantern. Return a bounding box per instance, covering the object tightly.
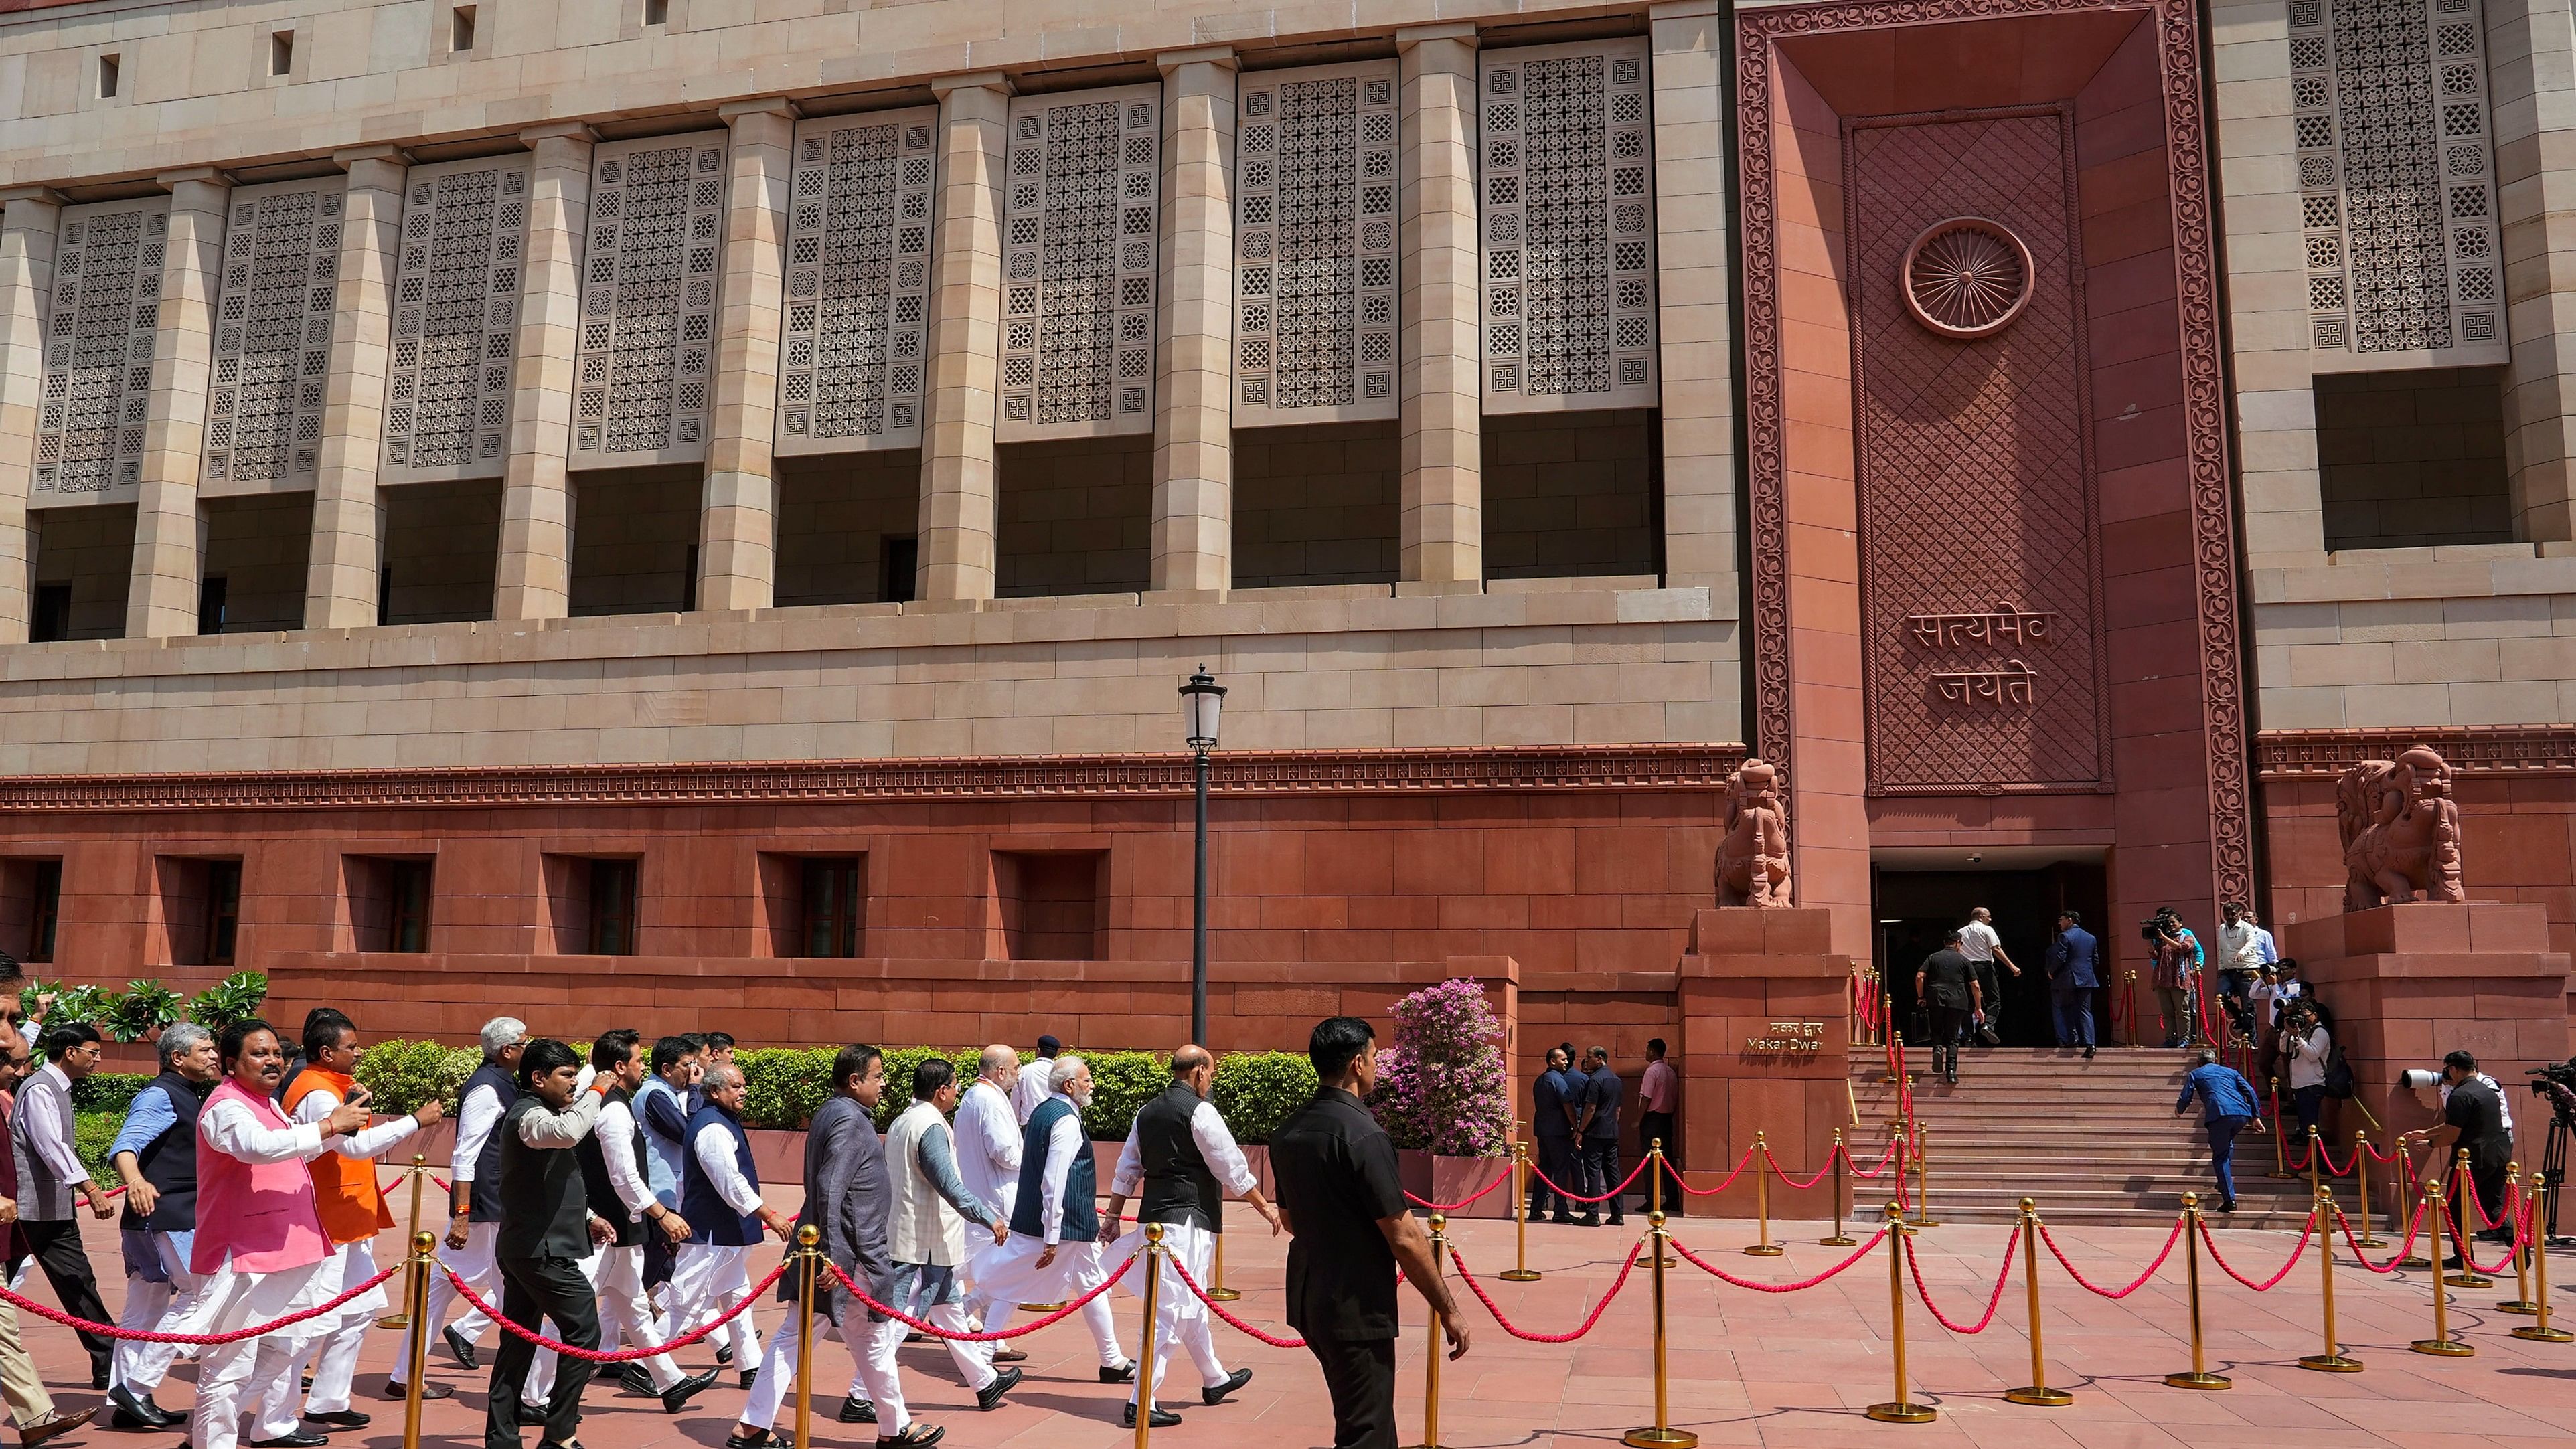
[1181,667,1226,750]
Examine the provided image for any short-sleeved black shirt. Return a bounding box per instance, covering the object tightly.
[2444,1076,2508,1167]
[1918,948,1975,1010]
[1269,1086,1408,1341]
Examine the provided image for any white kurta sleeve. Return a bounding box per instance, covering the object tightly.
[693,1125,766,1216]
[29,1073,88,1188]
[596,1100,655,1217]
[201,1096,329,1164]
[1037,1109,1082,1245]
[451,1082,503,1181]
[1190,1100,1259,1195]
[1110,1123,1146,1197]
[294,1086,424,1159]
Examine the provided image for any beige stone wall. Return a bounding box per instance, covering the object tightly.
[775,451,920,608]
[2251,545,2576,726]
[1232,422,1400,590]
[2315,369,2514,551]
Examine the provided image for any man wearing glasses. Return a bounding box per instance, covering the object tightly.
[9,1024,115,1389]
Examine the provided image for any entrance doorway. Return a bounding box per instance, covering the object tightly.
[1873,861,2108,1047]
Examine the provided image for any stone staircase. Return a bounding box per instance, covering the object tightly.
[1847,1047,2336,1229]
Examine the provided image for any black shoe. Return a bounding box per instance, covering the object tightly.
[2442,1254,2466,1270]
[2082,1045,2096,1060]
[975,1367,1022,1412]
[250,1433,330,1448]
[107,1385,179,1431]
[2478,1228,2516,1244]
[1099,1363,1137,1385]
[1549,1216,1575,1225]
[1121,1406,1181,1430]
[738,1370,757,1391]
[660,1369,722,1415]
[619,1365,655,1398]
[2217,1201,2239,1214]
[1607,1217,1627,1227]
[714,1344,734,1367]
[874,1428,943,1448]
[838,1397,878,1425]
[380,1381,453,1401]
[442,1326,478,1372]
[1945,1070,1959,1086]
[304,1413,370,1430]
[724,1432,776,1449]
[1201,1369,1252,1405]
[89,1368,108,1392]
[1573,1215,1600,1228]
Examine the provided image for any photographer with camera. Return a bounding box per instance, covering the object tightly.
[2281,998,2331,1144]
[2143,908,2204,1049]
[2400,1051,2513,1259]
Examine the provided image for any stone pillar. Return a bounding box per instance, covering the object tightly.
[127,169,230,640]
[917,74,1012,603]
[1151,48,1236,596]
[1396,25,1483,587]
[699,98,797,614]
[493,124,594,622]
[1649,3,1738,596]
[2488,0,2576,541]
[1675,908,1854,1220]
[0,189,61,645]
[305,147,408,630]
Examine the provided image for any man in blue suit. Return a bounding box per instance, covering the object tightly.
[2044,909,2101,1058]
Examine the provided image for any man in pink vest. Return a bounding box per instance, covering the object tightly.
[189,1020,371,1449]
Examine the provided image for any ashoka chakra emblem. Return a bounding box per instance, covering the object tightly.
[1901,218,2034,340]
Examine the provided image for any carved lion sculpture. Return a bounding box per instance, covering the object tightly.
[2335,744,2465,911]
[1716,758,1794,908]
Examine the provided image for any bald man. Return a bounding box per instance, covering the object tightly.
[1102,1047,1279,1428]
[953,1046,1028,1362]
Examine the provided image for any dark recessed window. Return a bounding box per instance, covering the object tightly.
[204,861,242,967]
[98,55,120,100]
[27,862,59,964]
[451,5,477,52]
[881,535,918,604]
[270,31,294,76]
[197,575,228,636]
[31,584,70,644]
[588,859,637,956]
[802,858,862,958]
[388,860,432,953]
[644,0,669,25]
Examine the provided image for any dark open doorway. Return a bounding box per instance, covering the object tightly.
[1873,861,2109,1047]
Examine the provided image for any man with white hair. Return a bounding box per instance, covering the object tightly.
[671,1062,793,1381]
[390,1017,525,1398]
[967,1055,1134,1381]
[102,1022,221,1430]
[953,1045,1026,1362]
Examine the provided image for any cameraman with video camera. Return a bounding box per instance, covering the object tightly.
[2399,1051,2512,1259]
[2143,908,2203,1049]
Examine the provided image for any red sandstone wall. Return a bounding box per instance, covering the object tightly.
[2260,772,2576,958]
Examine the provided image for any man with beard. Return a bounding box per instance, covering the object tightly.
[0,1031,88,1447]
[103,1023,220,1430]
[951,1046,1025,1364]
[967,1055,1135,1383]
[670,1063,793,1381]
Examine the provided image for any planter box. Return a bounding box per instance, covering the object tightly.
[1395,1150,1514,1219]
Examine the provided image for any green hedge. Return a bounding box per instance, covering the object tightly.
[72,1073,150,1115]
[76,1108,118,1177]
[351,1039,1315,1141]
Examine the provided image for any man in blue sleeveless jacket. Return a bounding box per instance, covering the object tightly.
[672,1063,792,1384]
[966,1055,1134,1383]
[392,1017,524,1399]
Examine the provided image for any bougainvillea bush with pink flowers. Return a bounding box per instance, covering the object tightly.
[1366,978,1512,1157]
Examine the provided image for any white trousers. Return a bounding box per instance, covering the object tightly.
[394,1219,498,1373]
[668,1242,761,1363]
[1123,1224,1230,1405]
[113,1233,208,1397]
[530,1244,686,1400]
[745,1310,906,1437]
[254,1244,385,1436]
[195,1332,314,1449]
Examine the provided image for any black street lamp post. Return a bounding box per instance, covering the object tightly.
[1179,665,1226,1046]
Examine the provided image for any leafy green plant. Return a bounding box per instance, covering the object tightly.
[48,984,117,1031]
[862,1048,981,1131]
[353,1039,477,1118]
[1077,1050,1168,1141]
[738,1045,843,1130]
[105,981,185,1043]
[18,978,58,1017]
[1210,1051,1317,1146]
[74,1109,118,1177]
[71,1072,149,1114]
[186,972,268,1031]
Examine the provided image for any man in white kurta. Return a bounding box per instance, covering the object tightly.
[189,1023,376,1449]
[393,1017,525,1391]
[1010,1037,1061,1124]
[669,1064,790,1375]
[953,1045,1024,1349]
[967,1055,1131,1376]
[1104,1045,1279,1420]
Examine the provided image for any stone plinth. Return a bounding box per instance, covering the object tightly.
[2282,902,2569,1169]
[1676,907,1854,1219]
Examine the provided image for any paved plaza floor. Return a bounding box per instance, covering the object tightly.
[12,1201,2572,1449]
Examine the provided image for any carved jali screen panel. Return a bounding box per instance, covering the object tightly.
[573,131,728,468]
[204,179,342,492]
[775,108,938,455]
[1478,39,1659,415]
[999,85,1161,442]
[1847,112,2110,796]
[34,197,165,508]
[381,156,530,485]
[1233,61,1398,426]
[2293,0,2503,364]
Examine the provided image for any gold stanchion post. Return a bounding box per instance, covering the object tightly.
[2352,1131,2387,1248]
[1821,1129,1855,1248]
[1635,1140,1674,1270]
[1502,1140,1540,1282]
[2500,1165,2537,1314]
[792,1224,819,1449]
[2163,1193,2230,1389]
[2004,1198,2071,1406]
[2444,1148,2494,1288]
[2411,1183,2474,1356]
[2265,1079,2295,1179]
[1864,1203,1935,1423]
[2514,1180,2573,1343]
[2307,1126,2324,1199]
[2125,970,2142,1050]
[400,1229,433,1449]
[1909,1123,1937,1228]
[1402,1215,1449,1449]
[1207,1201,1240,1302]
[2297,1186,2362,1372]
[1745,1131,1783,1258]
[1623,1211,1696,1449]
[1135,1223,1165,1448]
[378,1154,427,1329]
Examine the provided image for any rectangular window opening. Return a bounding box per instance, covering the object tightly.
[881,535,918,605]
[801,857,864,958]
[587,858,638,956]
[0,861,64,964]
[644,0,669,25]
[29,861,58,964]
[97,54,119,100]
[30,585,70,644]
[204,860,242,967]
[451,5,477,52]
[197,575,228,636]
[270,31,294,77]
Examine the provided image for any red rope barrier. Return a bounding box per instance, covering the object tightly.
[1762,1140,1837,1191]
[1902,1225,2018,1335]
[1528,1153,1650,1205]
[1449,1245,1637,1343]
[2334,1201,2429,1274]
[1668,1144,1756,1199]
[1668,1232,1886,1293]
[826,1256,1136,1342]
[1403,1165,1512,1213]
[2036,1217,2184,1300]
[2195,1213,2313,1292]
[1843,1138,1901,1180]
[0,1259,399,1345]
[445,1260,787,1361]
[1168,1255,1304,1349]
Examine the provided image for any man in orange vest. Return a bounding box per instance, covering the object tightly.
[251,1011,445,1443]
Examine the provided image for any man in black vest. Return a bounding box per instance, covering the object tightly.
[103,1022,218,1428]
[1101,1046,1279,1428]
[396,1017,524,1389]
[484,1038,605,1449]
